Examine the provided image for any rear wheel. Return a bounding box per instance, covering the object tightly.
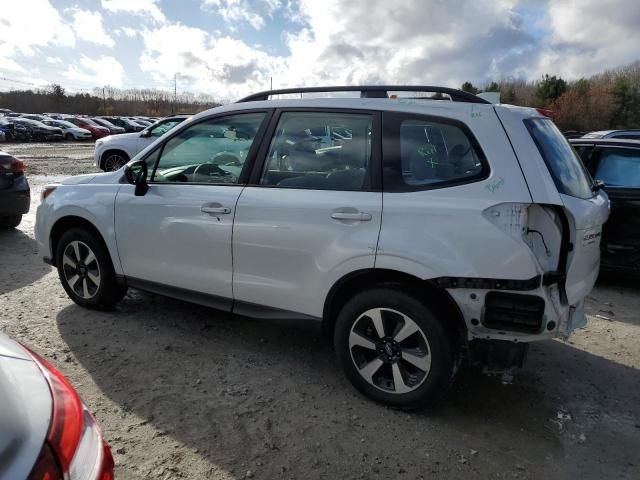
[0,215,22,229]
[55,228,127,309]
[334,286,455,409]
[102,152,129,171]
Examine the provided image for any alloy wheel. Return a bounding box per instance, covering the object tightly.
[103,154,127,171]
[62,241,101,299]
[349,308,431,394]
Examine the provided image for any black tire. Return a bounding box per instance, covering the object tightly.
[55,228,127,309]
[0,215,22,229]
[65,133,74,141]
[334,285,455,409]
[102,151,129,172]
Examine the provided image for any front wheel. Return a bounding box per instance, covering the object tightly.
[65,133,74,141]
[102,152,129,171]
[56,228,127,309]
[334,286,455,409]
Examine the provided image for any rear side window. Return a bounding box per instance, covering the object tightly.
[595,148,640,188]
[525,118,593,199]
[383,112,488,191]
[260,111,373,190]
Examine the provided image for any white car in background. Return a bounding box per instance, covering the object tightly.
[94,115,189,171]
[42,119,93,141]
[0,332,114,479]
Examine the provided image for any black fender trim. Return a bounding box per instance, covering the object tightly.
[434,275,541,291]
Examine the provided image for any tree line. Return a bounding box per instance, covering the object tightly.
[0,84,220,116]
[462,60,640,132]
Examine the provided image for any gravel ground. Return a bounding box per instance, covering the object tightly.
[1,143,639,479]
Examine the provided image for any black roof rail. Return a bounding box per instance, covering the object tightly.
[236,85,490,104]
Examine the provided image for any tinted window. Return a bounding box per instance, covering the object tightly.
[152,113,266,184]
[595,148,640,188]
[383,113,488,191]
[525,118,593,199]
[260,112,373,190]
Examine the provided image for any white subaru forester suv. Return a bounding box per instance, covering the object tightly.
[36,86,609,408]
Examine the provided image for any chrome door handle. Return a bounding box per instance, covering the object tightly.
[331,212,372,221]
[201,204,231,215]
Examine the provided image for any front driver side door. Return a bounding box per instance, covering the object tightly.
[115,111,269,308]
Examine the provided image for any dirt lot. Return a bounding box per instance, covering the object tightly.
[1,142,639,479]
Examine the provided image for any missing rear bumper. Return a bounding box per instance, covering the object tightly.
[469,339,529,370]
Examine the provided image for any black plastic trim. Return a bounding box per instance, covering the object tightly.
[237,85,490,104]
[126,277,233,312]
[434,275,541,291]
[121,276,320,321]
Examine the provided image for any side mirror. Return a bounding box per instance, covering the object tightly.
[140,130,152,138]
[124,160,149,196]
[592,179,605,192]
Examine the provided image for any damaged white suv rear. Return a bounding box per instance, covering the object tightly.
[36,86,609,408]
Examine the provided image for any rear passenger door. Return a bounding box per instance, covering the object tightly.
[590,145,640,270]
[232,109,382,318]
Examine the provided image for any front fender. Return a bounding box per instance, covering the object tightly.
[36,184,123,274]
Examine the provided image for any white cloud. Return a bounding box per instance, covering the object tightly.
[116,27,140,38]
[64,55,125,87]
[532,0,640,79]
[72,10,115,47]
[0,0,75,57]
[202,0,282,30]
[138,23,284,99]
[101,0,166,23]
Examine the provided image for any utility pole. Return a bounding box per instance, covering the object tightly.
[270,76,272,90]
[102,87,106,114]
[173,74,177,114]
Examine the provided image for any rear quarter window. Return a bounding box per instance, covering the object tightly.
[382,112,489,191]
[525,118,593,199]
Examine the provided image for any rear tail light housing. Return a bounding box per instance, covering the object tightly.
[0,155,25,175]
[41,185,59,201]
[24,347,114,480]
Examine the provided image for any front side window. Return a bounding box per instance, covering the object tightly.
[151,112,266,184]
[383,113,488,191]
[260,111,373,190]
[595,148,640,188]
[525,118,593,199]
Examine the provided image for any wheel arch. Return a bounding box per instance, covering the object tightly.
[322,268,468,351]
[50,216,112,268]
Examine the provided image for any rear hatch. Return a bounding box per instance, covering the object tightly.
[495,107,609,305]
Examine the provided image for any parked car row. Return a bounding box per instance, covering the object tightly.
[0,108,164,142]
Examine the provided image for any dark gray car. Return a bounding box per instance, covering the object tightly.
[0,151,29,228]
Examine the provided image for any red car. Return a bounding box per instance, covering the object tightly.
[65,118,110,139]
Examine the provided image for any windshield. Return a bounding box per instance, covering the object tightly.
[16,118,45,127]
[94,118,114,127]
[80,118,98,126]
[525,118,593,199]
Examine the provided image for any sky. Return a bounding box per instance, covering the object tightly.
[1,0,639,101]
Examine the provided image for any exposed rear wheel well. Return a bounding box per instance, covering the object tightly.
[322,269,468,352]
[50,216,109,267]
